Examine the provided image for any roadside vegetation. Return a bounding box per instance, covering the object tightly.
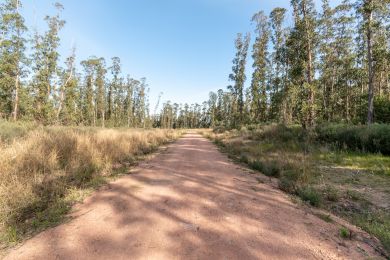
[202,124,390,255]
[0,121,181,248]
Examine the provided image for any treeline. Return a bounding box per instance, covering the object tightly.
[2,0,390,129]
[0,1,152,127]
[158,0,390,129]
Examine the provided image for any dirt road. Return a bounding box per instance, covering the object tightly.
[5,134,384,259]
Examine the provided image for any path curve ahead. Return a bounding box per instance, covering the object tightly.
[6,134,383,259]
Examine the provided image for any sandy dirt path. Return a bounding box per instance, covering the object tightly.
[5,134,385,259]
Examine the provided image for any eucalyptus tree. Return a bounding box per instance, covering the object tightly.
[57,48,77,124]
[287,0,318,128]
[31,3,65,123]
[334,0,356,121]
[56,48,76,123]
[124,76,135,127]
[0,0,27,120]
[250,11,269,122]
[80,58,96,125]
[356,0,390,124]
[318,0,336,121]
[269,7,288,121]
[228,33,250,127]
[108,56,121,123]
[95,58,106,127]
[208,91,217,127]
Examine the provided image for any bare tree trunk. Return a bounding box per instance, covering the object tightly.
[102,109,105,128]
[366,0,374,125]
[302,2,315,127]
[13,74,19,121]
[56,56,74,122]
[13,0,20,121]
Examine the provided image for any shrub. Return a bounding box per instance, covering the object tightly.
[324,186,340,202]
[213,126,227,133]
[262,161,281,177]
[253,124,305,143]
[248,159,281,177]
[298,187,322,207]
[316,123,390,155]
[249,160,264,172]
[279,176,296,193]
[0,120,38,142]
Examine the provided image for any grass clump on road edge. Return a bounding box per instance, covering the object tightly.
[0,126,182,247]
[339,227,351,239]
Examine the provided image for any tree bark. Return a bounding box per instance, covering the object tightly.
[302,1,315,127]
[13,74,19,121]
[366,0,374,125]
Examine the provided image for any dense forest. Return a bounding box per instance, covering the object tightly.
[1,0,390,129]
[160,0,390,129]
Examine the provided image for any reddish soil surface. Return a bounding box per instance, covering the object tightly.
[5,134,385,259]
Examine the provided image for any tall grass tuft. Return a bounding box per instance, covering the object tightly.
[0,126,180,243]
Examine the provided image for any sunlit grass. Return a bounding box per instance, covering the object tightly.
[318,151,390,176]
[0,124,182,247]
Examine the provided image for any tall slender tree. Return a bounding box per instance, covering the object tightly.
[228,33,250,127]
[0,0,27,120]
[31,3,65,123]
[250,11,270,122]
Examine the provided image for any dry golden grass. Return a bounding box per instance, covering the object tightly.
[0,126,181,244]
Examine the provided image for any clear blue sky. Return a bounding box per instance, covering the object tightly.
[21,0,340,111]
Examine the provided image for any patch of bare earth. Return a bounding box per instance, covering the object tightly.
[4,134,385,259]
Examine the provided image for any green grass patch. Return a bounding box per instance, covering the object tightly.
[339,227,351,239]
[319,151,390,176]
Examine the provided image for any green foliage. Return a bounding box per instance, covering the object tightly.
[339,227,350,239]
[278,169,301,193]
[316,124,390,155]
[0,120,37,141]
[323,186,340,202]
[352,210,390,253]
[298,187,322,207]
[247,158,281,177]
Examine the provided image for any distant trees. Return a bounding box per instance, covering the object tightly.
[0,1,151,127]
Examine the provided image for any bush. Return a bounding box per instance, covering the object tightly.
[278,169,300,193]
[249,160,264,172]
[248,159,280,177]
[324,186,340,202]
[316,124,390,155]
[0,120,38,142]
[298,187,322,207]
[213,126,227,133]
[253,124,305,143]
